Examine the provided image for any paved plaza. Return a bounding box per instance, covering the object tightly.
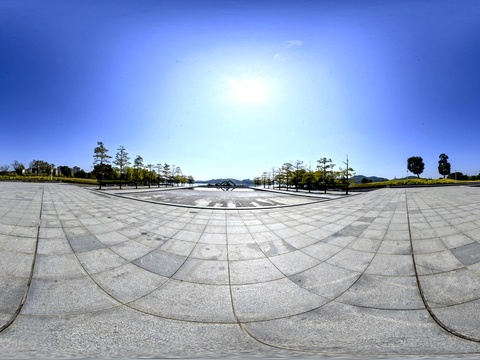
[1,182,480,358]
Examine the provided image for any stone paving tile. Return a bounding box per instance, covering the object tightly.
[91,263,168,303]
[243,303,480,354]
[337,273,424,310]
[2,183,480,357]
[22,277,119,316]
[232,277,328,322]
[289,262,360,299]
[130,280,236,323]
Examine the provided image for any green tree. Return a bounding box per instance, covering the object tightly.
[293,160,304,192]
[29,160,50,176]
[125,167,134,184]
[187,175,195,186]
[302,170,314,192]
[114,145,130,189]
[163,163,171,187]
[11,160,24,175]
[74,169,87,178]
[0,165,9,175]
[133,155,144,189]
[146,164,154,188]
[282,162,293,190]
[438,153,451,178]
[93,142,112,189]
[156,163,163,187]
[317,157,334,194]
[407,156,425,178]
[58,166,73,177]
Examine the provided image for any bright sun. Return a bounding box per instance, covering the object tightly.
[229,78,268,104]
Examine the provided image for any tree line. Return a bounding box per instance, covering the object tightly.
[254,157,355,194]
[407,153,480,180]
[0,142,195,189]
[93,142,194,189]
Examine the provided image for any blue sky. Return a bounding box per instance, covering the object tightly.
[1,0,479,180]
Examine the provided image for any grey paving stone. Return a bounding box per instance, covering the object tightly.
[243,303,480,354]
[130,280,236,323]
[420,268,480,306]
[109,239,153,260]
[451,241,480,266]
[0,251,34,278]
[33,253,86,278]
[232,277,328,322]
[433,298,480,340]
[257,238,297,256]
[190,242,228,260]
[337,273,424,309]
[22,277,119,315]
[91,263,168,303]
[415,250,464,275]
[412,238,448,253]
[172,257,230,285]
[227,242,265,260]
[76,248,129,274]
[0,275,27,313]
[2,183,480,357]
[229,258,285,284]
[132,249,186,277]
[326,248,375,272]
[289,262,360,299]
[366,253,415,276]
[0,236,36,254]
[67,234,106,253]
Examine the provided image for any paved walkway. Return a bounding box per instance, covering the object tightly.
[1,182,480,358]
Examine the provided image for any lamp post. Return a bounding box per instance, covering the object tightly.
[342,155,349,195]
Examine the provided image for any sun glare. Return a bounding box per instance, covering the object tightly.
[230,78,268,104]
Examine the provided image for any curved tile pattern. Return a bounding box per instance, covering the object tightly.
[1,183,480,356]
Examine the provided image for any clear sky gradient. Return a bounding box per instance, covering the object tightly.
[1,0,479,180]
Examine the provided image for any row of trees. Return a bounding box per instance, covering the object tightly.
[405,153,480,180]
[254,157,355,194]
[93,142,194,189]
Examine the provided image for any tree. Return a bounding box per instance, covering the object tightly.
[407,156,425,178]
[29,159,49,176]
[133,155,144,189]
[93,164,114,181]
[58,166,73,177]
[293,160,304,192]
[187,175,195,186]
[163,163,171,187]
[317,157,334,194]
[114,146,130,189]
[438,153,451,179]
[93,142,112,189]
[282,162,293,190]
[74,169,87,178]
[146,164,154,188]
[302,170,314,193]
[156,163,163,187]
[11,160,24,175]
[0,165,9,175]
[173,166,182,186]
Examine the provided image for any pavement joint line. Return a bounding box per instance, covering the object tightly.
[405,188,480,343]
[0,185,44,333]
[2,183,480,356]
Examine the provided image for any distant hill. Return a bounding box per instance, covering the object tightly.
[352,175,389,184]
[195,178,254,186]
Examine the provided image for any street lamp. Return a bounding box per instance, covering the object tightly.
[342,155,349,195]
